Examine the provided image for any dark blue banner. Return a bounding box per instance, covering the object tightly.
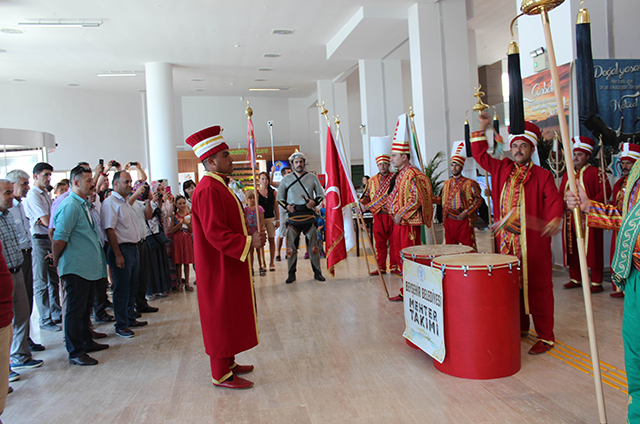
[593,59,640,135]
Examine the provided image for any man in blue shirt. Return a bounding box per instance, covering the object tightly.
[52,166,109,366]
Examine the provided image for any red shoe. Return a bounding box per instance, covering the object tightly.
[213,375,254,390]
[369,269,386,276]
[611,291,625,298]
[590,285,604,294]
[528,340,553,355]
[391,269,403,277]
[563,281,581,289]
[389,294,403,302]
[232,364,254,375]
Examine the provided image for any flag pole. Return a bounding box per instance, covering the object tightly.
[246,101,265,269]
[410,107,438,245]
[333,112,390,299]
[598,137,608,204]
[268,121,275,175]
[519,1,606,421]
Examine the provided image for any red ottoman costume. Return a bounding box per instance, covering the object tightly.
[471,122,563,345]
[187,126,258,387]
[559,136,610,289]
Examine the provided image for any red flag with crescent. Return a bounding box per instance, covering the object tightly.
[325,123,356,276]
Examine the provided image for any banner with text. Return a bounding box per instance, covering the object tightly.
[522,62,572,142]
[403,260,445,363]
[593,59,640,135]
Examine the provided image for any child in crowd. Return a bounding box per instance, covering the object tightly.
[244,190,266,276]
[169,195,194,292]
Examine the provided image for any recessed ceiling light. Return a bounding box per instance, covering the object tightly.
[194,88,206,92]
[66,83,80,87]
[96,71,144,77]
[249,87,289,91]
[234,43,241,48]
[258,68,273,72]
[272,29,294,35]
[190,78,204,82]
[18,20,103,28]
[254,78,267,82]
[11,79,26,82]
[138,89,146,93]
[0,49,6,53]
[263,53,281,58]
[0,29,23,34]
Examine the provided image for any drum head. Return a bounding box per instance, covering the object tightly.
[401,244,474,260]
[432,253,519,269]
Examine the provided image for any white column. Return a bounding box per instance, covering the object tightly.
[145,62,179,191]
[358,60,386,176]
[382,59,405,134]
[408,0,477,169]
[316,80,333,174]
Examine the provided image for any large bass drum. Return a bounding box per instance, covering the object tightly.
[430,253,521,379]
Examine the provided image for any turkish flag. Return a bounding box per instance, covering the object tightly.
[325,124,357,276]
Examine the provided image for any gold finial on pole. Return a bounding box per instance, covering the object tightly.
[333,114,340,127]
[577,0,590,24]
[472,85,489,113]
[409,106,415,119]
[245,100,253,118]
[316,100,330,124]
[464,110,469,126]
[520,0,564,15]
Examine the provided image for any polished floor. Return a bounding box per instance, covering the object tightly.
[5,229,629,423]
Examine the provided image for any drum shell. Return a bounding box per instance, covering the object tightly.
[401,245,473,350]
[431,260,521,379]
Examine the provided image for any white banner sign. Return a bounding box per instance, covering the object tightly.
[403,259,445,363]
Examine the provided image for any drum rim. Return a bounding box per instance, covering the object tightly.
[431,253,519,269]
[400,245,474,260]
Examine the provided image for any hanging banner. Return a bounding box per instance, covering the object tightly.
[593,59,640,138]
[522,63,572,141]
[403,259,445,363]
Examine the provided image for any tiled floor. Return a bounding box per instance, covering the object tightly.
[4,229,629,423]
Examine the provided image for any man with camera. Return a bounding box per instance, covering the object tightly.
[276,152,326,284]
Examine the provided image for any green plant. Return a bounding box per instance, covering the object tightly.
[423,151,446,196]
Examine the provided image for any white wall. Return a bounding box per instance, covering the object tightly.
[0,83,146,172]
[346,71,363,166]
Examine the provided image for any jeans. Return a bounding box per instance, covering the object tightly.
[32,236,61,326]
[136,240,150,308]
[286,223,322,277]
[108,244,140,330]
[62,274,95,358]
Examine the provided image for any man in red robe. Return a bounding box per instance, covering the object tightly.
[386,138,432,301]
[560,136,610,293]
[472,114,563,355]
[609,142,640,298]
[360,152,397,275]
[186,126,266,390]
[433,140,482,251]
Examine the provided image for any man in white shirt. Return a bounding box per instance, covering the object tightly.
[6,169,45,351]
[23,162,62,332]
[101,171,146,338]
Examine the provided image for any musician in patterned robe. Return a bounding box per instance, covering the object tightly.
[471,114,563,355]
[567,159,640,422]
[433,140,482,251]
[560,136,610,293]
[609,142,640,298]
[360,153,397,275]
[385,138,432,302]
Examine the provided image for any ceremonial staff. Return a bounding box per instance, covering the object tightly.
[409,107,439,245]
[246,101,266,270]
[517,1,607,421]
[267,120,275,177]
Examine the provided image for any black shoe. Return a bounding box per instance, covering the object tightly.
[69,354,98,366]
[116,328,135,338]
[94,314,115,323]
[105,300,113,308]
[53,318,62,324]
[85,342,109,353]
[314,274,326,282]
[137,305,159,313]
[29,343,45,352]
[130,320,148,328]
[286,275,296,284]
